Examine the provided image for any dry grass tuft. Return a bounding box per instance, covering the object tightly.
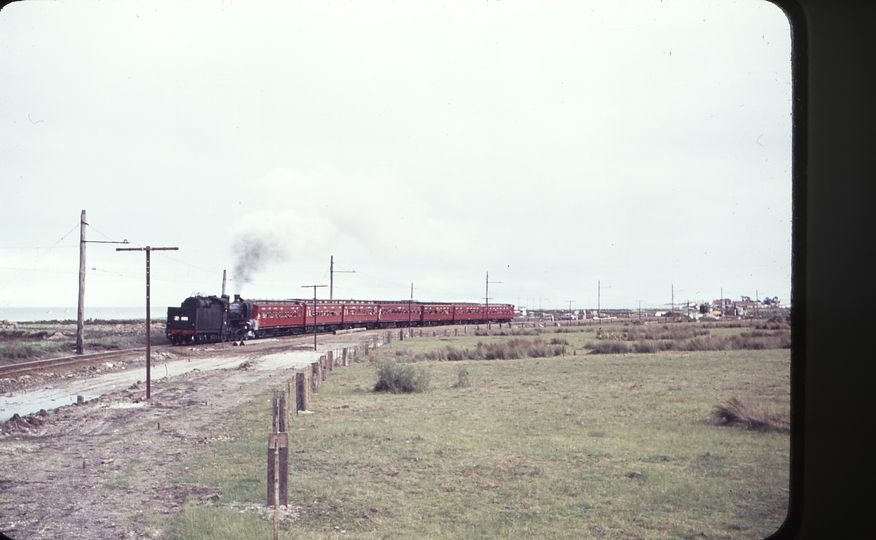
[711,397,790,433]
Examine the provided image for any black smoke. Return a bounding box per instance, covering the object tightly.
[231,233,289,287]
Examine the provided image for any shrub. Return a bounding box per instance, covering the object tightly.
[454,367,471,388]
[374,360,430,393]
[1,342,39,360]
[588,341,632,354]
[632,341,659,353]
[711,397,790,433]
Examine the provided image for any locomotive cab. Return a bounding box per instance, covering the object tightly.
[166,294,255,345]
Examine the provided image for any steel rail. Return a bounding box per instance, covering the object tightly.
[0,347,164,379]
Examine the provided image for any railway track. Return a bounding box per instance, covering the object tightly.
[0,347,162,379]
[0,322,473,381]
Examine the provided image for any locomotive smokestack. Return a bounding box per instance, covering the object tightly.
[222,269,227,296]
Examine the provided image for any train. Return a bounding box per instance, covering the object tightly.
[165,294,515,345]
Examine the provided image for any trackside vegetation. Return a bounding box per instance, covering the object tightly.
[164,322,790,539]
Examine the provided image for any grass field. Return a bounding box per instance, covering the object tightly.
[165,324,790,539]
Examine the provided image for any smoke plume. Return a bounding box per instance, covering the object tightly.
[231,232,290,286]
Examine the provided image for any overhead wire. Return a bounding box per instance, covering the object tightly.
[0,221,81,294]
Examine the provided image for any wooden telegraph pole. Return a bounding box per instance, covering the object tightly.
[485,271,501,329]
[76,210,128,354]
[76,211,87,355]
[117,245,179,399]
[301,284,327,351]
[329,256,355,300]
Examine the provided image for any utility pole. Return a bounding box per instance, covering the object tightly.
[117,245,179,399]
[408,283,413,328]
[301,285,327,351]
[484,271,502,329]
[76,210,128,354]
[76,211,86,355]
[597,280,611,318]
[567,300,575,321]
[329,256,355,300]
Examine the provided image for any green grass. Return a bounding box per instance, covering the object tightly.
[106,458,144,489]
[168,505,278,540]
[164,337,790,539]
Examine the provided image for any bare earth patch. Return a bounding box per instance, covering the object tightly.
[0,339,335,539]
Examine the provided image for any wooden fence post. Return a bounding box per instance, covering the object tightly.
[267,432,289,507]
[268,390,289,508]
[320,355,327,380]
[326,350,334,372]
[296,372,307,413]
[342,348,348,366]
[311,362,320,394]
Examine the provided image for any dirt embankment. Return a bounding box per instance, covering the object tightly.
[0,338,341,540]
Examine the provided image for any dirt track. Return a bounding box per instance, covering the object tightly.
[0,337,360,539]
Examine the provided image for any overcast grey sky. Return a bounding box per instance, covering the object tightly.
[0,0,792,313]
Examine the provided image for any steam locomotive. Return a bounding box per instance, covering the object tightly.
[165,294,515,345]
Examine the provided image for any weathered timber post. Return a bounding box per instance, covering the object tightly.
[455,328,458,336]
[311,362,320,394]
[320,355,327,380]
[326,350,334,371]
[296,372,307,413]
[271,390,286,433]
[342,348,348,366]
[386,331,391,344]
[399,329,404,341]
[268,390,289,508]
[267,432,289,507]
[373,335,378,349]
[286,379,293,425]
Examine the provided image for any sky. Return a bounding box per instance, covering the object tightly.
[0,0,792,314]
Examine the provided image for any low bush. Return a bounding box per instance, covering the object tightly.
[711,396,790,433]
[454,367,471,388]
[632,341,659,353]
[409,338,566,362]
[586,329,791,354]
[374,360,430,393]
[588,341,632,354]
[0,341,68,360]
